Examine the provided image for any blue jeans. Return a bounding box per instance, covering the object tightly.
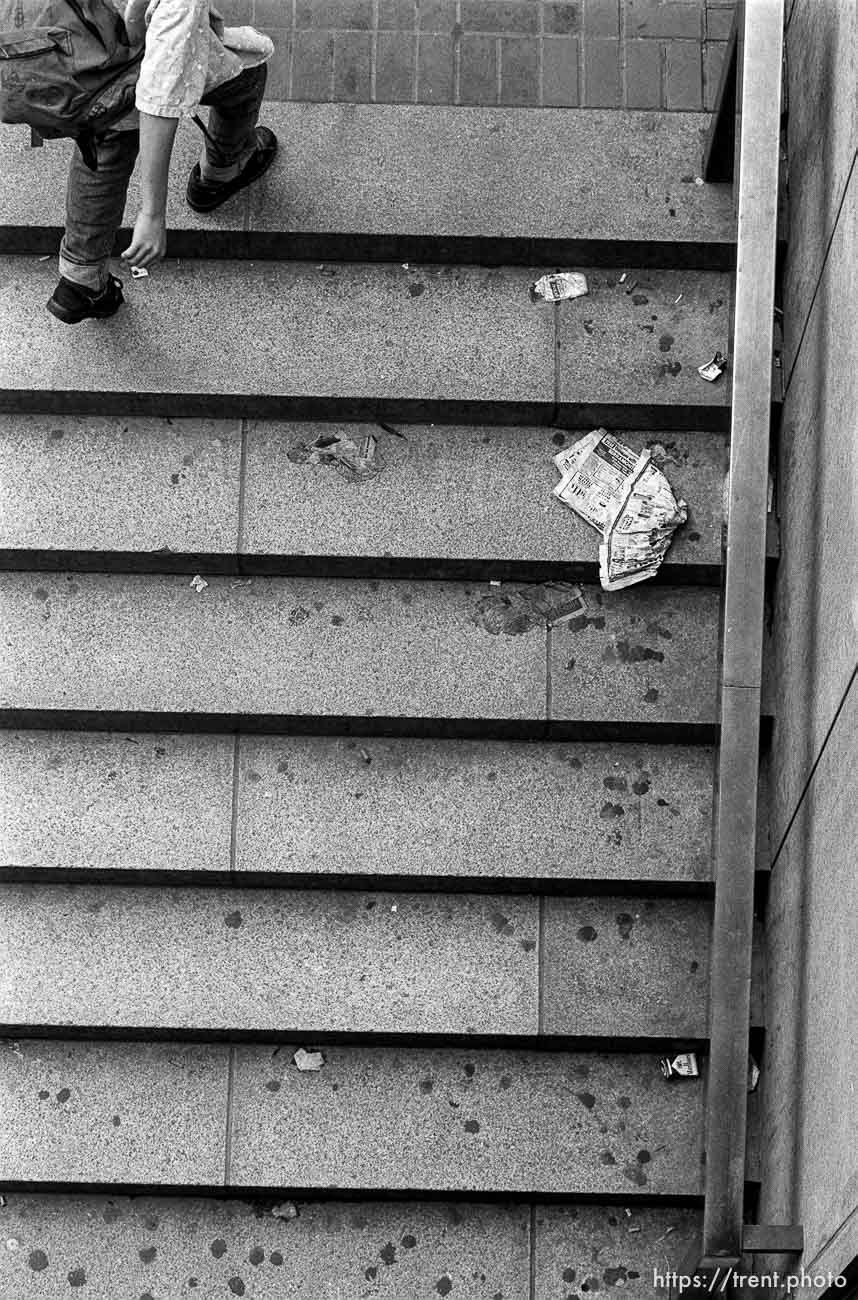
[59,62,267,291]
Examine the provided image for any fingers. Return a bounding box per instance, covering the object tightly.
[121,240,164,269]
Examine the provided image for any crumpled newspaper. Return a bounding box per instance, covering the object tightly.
[553,429,687,590]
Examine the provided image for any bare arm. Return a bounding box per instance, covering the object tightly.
[121,111,179,269]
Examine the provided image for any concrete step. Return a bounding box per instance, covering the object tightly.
[0,105,735,266]
[0,885,712,1040]
[1,1040,704,1195]
[0,1193,702,1298]
[0,732,716,887]
[0,260,732,427]
[0,575,720,731]
[0,416,730,582]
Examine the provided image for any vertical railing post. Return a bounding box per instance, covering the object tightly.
[701,0,784,1271]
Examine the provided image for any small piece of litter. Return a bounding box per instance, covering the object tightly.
[530,271,589,303]
[624,280,638,295]
[189,575,208,592]
[38,254,51,262]
[473,581,585,636]
[694,176,705,186]
[660,1053,699,1080]
[624,1208,632,1218]
[628,1226,642,1234]
[402,263,410,270]
[489,580,501,587]
[698,351,728,382]
[748,1057,761,1093]
[391,903,398,913]
[654,1226,677,1244]
[0,1195,6,1207]
[272,1202,298,1221]
[294,432,381,483]
[358,747,371,764]
[293,1048,325,1072]
[674,293,683,304]
[553,430,687,591]
[230,579,252,588]
[619,273,627,284]
[130,266,149,279]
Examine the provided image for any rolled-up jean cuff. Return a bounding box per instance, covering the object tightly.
[57,249,109,292]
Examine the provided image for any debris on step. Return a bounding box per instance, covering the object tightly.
[659,1052,699,1080]
[130,266,149,279]
[189,575,208,593]
[271,1202,298,1221]
[293,1047,325,1072]
[697,350,728,382]
[530,271,589,303]
[553,429,687,591]
[288,432,381,483]
[472,582,585,636]
[748,1057,761,1093]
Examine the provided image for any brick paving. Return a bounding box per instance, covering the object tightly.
[220,0,735,109]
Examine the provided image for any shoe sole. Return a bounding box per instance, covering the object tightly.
[46,299,123,324]
[187,130,278,213]
[46,293,123,325]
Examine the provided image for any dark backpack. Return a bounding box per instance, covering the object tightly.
[0,0,144,169]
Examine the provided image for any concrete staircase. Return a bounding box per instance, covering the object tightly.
[0,104,766,1297]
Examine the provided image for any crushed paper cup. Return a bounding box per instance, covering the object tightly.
[698,351,728,382]
[293,1047,325,1072]
[530,272,589,303]
[659,1052,699,1080]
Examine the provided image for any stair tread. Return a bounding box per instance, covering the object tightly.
[0,417,727,571]
[232,1045,705,1195]
[1,1193,703,1298]
[0,733,714,884]
[1,1040,704,1194]
[0,105,735,252]
[0,575,718,724]
[1,885,711,1038]
[0,260,731,420]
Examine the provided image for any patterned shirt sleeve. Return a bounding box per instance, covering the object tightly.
[134,0,214,117]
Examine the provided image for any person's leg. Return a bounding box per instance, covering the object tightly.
[198,63,267,183]
[59,128,139,292]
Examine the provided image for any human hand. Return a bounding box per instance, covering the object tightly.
[121,210,167,269]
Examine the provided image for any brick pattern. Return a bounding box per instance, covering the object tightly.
[218,0,735,108]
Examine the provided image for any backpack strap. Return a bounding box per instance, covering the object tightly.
[75,126,99,172]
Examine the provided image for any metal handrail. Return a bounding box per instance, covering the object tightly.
[699,0,786,1271]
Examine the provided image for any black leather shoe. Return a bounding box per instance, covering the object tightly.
[186,126,278,213]
[46,273,124,324]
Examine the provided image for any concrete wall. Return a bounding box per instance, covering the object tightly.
[759,0,858,1286]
